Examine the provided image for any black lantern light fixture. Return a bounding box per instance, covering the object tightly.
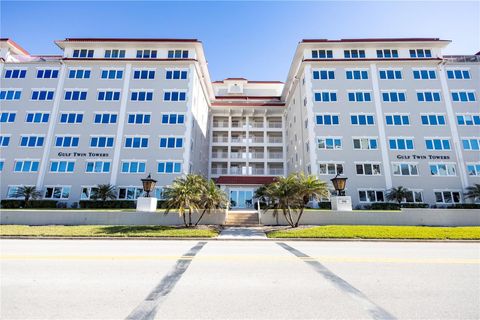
[330,173,348,196]
[141,174,157,197]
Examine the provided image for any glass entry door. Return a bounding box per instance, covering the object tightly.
[230,189,254,209]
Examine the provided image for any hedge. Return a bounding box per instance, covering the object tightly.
[0,199,58,209]
[79,200,136,209]
[363,203,429,210]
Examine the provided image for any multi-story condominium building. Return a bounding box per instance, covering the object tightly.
[0,37,478,208]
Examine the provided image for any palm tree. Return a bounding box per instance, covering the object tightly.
[90,184,117,201]
[385,186,409,205]
[464,184,480,202]
[14,186,41,208]
[294,174,329,227]
[195,179,228,226]
[163,174,205,227]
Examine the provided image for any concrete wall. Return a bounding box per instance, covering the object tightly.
[260,209,480,227]
[0,209,226,226]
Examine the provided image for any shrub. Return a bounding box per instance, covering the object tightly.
[451,204,480,209]
[365,203,401,210]
[0,199,58,209]
[400,203,429,209]
[56,202,68,209]
[79,200,136,209]
[317,202,332,209]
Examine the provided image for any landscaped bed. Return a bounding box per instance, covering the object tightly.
[0,225,219,238]
[267,225,480,240]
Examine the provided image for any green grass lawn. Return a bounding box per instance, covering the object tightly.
[267,225,480,240]
[0,225,219,238]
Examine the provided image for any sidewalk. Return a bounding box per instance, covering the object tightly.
[218,227,267,240]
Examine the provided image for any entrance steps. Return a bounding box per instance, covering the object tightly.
[224,211,259,226]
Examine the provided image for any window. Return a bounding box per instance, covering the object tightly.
[317,137,342,150]
[379,69,402,79]
[0,135,11,147]
[166,70,188,80]
[409,49,432,58]
[44,186,71,199]
[36,69,58,79]
[164,91,186,101]
[451,91,476,102]
[7,186,33,199]
[158,161,182,173]
[353,138,378,150]
[125,137,148,148]
[4,69,26,78]
[413,69,436,79]
[20,136,44,147]
[31,90,54,101]
[356,163,381,175]
[133,70,155,79]
[159,137,184,149]
[65,90,87,101]
[457,114,480,126]
[0,112,16,123]
[80,186,99,200]
[376,49,398,58]
[447,69,470,79]
[425,138,451,150]
[118,187,144,199]
[344,50,366,59]
[128,113,151,124]
[0,160,3,172]
[348,92,371,102]
[358,190,385,203]
[68,69,91,79]
[73,49,94,58]
[55,136,79,147]
[421,114,446,126]
[311,50,333,59]
[350,114,374,125]
[121,161,146,173]
[131,91,153,101]
[385,114,409,126]
[0,90,22,100]
[430,163,456,176]
[94,113,117,124]
[382,91,406,102]
[434,191,461,204]
[26,112,49,123]
[318,163,343,175]
[389,138,414,150]
[90,136,114,148]
[392,163,419,176]
[98,90,120,101]
[101,69,123,79]
[345,70,368,80]
[14,160,39,172]
[404,191,424,203]
[313,70,335,80]
[466,163,480,176]
[161,113,185,124]
[50,161,75,173]
[417,91,441,102]
[136,50,157,59]
[104,49,125,58]
[85,161,111,173]
[314,91,337,102]
[168,50,188,59]
[462,138,480,151]
[60,113,83,124]
[315,114,339,125]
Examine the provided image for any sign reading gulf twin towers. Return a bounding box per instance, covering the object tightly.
[0,37,478,207]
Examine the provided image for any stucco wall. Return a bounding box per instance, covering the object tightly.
[260,209,480,227]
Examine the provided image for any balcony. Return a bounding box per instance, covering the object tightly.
[211,168,228,175]
[268,168,284,175]
[230,137,246,143]
[250,122,264,128]
[252,168,265,175]
[250,152,264,159]
[211,152,228,159]
[267,122,282,129]
[268,137,283,144]
[212,136,228,143]
[268,152,283,159]
[212,121,229,128]
[230,152,248,159]
[250,137,264,143]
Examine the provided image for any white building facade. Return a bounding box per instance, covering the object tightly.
[0,38,478,208]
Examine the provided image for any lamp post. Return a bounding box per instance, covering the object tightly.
[330,173,348,196]
[141,174,157,197]
[330,173,352,211]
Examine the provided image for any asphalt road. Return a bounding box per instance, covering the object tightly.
[1,239,479,320]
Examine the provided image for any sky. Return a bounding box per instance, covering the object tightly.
[1,1,479,82]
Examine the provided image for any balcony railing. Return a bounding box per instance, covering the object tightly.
[211,152,228,158]
[268,152,283,159]
[268,168,284,175]
[211,168,228,175]
[230,168,242,175]
[230,153,248,159]
[250,137,264,143]
[267,122,282,128]
[268,137,283,143]
[212,137,228,143]
[230,137,246,143]
[443,55,480,63]
[231,122,246,128]
[212,122,229,128]
[251,122,264,128]
[252,168,265,175]
[251,152,264,159]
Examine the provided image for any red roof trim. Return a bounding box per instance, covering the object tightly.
[215,96,281,100]
[1,38,29,55]
[211,102,285,107]
[62,38,199,43]
[302,38,447,43]
[304,58,442,62]
[213,79,283,84]
[215,176,277,185]
[63,58,197,62]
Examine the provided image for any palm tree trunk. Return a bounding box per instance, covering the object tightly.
[181,208,187,227]
[188,208,192,227]
[294,207,305,227]
[285,205,295,228]
[195,209,208,226]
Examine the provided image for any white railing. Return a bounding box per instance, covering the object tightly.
[230,168,242,175]
[231,122,246,128]
[251,122,264,128]
[268,122,282,128]
[211,152,228,158]
[252,168,265,175]
[230,137,246,143]
[251,137,264,143]
[268,168,284,175]
[268,137,283,143]
[268,152,283,159]
[212,122,229,128]
[251,153,264,159]
[212,137,228,143]
[211,168,228,175]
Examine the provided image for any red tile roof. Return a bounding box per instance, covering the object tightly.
[0,38,29,55]
[215,176,277,185]
[215,96,282,100]
[61,38,199,43]
[301,38,447,43]
[213,78,283,84]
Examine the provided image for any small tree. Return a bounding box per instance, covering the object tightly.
[91,184,117,202]
[464,184,480,203]
[385,186,409,205]
[195,179,228,226]
[14,186,41,208]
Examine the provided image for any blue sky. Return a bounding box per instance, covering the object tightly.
[1,1,479,81]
